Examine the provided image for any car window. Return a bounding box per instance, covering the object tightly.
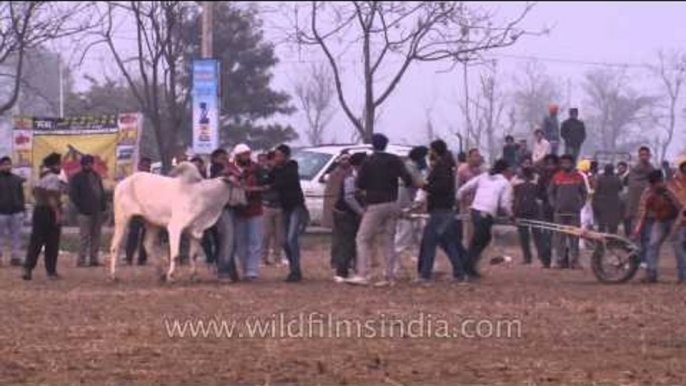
[292,150,334,180]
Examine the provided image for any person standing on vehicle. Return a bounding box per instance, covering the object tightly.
[332,152,366,282]
[669,157,686,284]
[548,154,587,269]
[347,134,414,286]
[633,170,682,283]
[125,157,152,266]
[69,155,106,267]
[416,140,466,282]
[270,144,308,282]
[560,108,586,162]
[0,156,25,267]
[593,164,623,234]
[23,153,64,281]
[625,146,655,265]
[457,159,514,279]
[542,103,560,155]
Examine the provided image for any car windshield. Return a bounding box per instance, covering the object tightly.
[291,150,333,180]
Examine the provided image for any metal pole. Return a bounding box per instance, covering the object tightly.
[201,2,213,58]
[59,55,64,118]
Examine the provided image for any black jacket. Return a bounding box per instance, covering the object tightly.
[561,118,586,148]
[69,170,106,215]
[0,172,25,215]
[357,152,413,205]
[270,160,305,212]
[424,155,456,212]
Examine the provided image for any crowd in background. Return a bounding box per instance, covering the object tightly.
[1,103,685,285]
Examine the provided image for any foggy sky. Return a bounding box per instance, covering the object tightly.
[65,1,686,157]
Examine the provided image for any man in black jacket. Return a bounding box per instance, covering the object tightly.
[69,155,106,267]
[348,134,414,286]
[416,140,466,282]
[560,108,586,162]
[0,156,25,266]
[270,144,308,282]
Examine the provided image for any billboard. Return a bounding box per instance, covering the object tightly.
[192,59,219,155]
[10,113,144,201]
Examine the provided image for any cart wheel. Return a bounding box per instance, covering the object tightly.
[591,239,640,284]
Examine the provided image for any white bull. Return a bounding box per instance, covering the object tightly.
[108,162,246,281]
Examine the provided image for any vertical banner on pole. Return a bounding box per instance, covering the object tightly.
[192,59,219,155]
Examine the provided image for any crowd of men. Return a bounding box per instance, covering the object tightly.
[0,104,685,285]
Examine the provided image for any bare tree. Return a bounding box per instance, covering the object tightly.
[292,2,535,142]
[582,68,659,154]
[294,63,336,145]
[511,59,562,136]
[97,1,191,172]
[0,2,95,114]
[649,49,686,162]
[458,61,505,161]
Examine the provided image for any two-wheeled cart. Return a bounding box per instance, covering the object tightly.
[406,212,640,284]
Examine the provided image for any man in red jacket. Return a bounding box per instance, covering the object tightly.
[232,144,267,281]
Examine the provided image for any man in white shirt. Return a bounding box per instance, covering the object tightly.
[456,159,514,279]
[532,128,552,165]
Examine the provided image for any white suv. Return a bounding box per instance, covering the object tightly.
[291,143,411,226]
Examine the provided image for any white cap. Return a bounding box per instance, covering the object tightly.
[233,143,251,156]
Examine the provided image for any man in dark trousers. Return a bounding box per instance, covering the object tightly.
[125,157,151,265]
[561,108,586,162]
[416,140,466,283]
[347,134,414,287]
[23,153,64,281]
[69,155,107,267]
[270,144,308,282]
[0,156,25,266]
[332,152,366,282]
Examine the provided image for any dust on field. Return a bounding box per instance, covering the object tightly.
[1,235,685,385]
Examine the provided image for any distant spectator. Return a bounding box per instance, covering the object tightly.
[69,155,106,267]
[593,164,623,234]
[548,154,587,269]
[512,158,546,266]
[532,128,551,165]
[560,108,586,162]
[542,103,560,155]
[0,156,25,267]
[502,135,519,168]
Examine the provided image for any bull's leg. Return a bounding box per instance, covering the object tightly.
[166,225,182,282]
[188,237,201,281]
[109,215,130,281]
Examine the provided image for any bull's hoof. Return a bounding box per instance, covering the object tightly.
[108,275,119,283]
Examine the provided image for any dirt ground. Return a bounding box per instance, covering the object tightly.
[1,234,686,386]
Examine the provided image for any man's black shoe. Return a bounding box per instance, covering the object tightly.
[21,268,32,281]
[285,272,302,282]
